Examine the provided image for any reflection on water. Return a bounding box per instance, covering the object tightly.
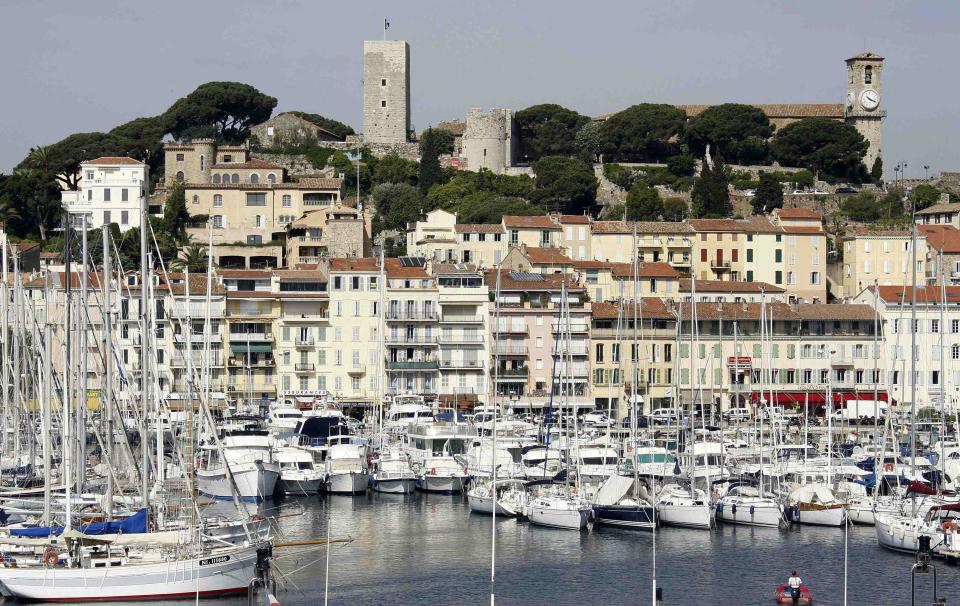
[186,493,960,605]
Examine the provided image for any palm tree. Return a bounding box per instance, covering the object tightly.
[172,242,208,272]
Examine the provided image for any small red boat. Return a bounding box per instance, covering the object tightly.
[775,583,813,605]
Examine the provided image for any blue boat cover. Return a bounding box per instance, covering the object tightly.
[10,508,148,537]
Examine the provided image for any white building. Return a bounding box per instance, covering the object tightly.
[61,157,149,231]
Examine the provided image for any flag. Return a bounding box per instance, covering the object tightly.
[384,18,390,30]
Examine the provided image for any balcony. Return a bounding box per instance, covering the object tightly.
[295,337,315,348]
[440,314,482,324]
[439,359,484,370]
[170,352,225,367]
[228,332,272,342]
[494,367,528,381]
[386,310,438,321]
[174,332,222,343]
[386,333,438,345]
[830,353,854,367]
[229,357,275,368]
[348,365,366,376]
[669,256,692,267]
[493,343,528,356]
[283,311,329,322]
[552,322,589,333]
[556,343,589,356]
[493,323,527,335]
[295,363,315,373]
[172,301,225,318]
[710,259,732,271]
[226,381,276,393]
[386,360,439,370]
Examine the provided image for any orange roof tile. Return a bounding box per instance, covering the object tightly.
[919,225,960,254]
[591,298,674,320]
[522,247,575,265]
[384,258,429,278]
[558,215,590,224]
[328,258,378,272]
[871,285,960,305]
[455,224,504,234]
[611,262,679,278]
[503,215,559,229]
[777,208,822,220]
[85,156,143,166]
[679,279,784,293]
[211,158,282,170]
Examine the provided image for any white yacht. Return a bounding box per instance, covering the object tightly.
[267,406,304,435]
[275,446,324,495]
[576,445,620,484]
[404,419,473,492]
[462,440,525,479]
[369,449,417,494]
[323,439,368,494]
[521,445,565,480]
[785,483,846,527]
[715,483,784,528]
[656,482,713,529]
[196,417,280,501]
[467,478,528,516]
[527,483,591,531]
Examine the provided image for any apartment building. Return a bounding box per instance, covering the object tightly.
[61,157,152,231]
[502,245,576,275]
[590,299,677,418]
[285,205,371,264]
[327,258,383,406]
[556,214,592,261]
[919,225,960,284]
[769,208,828,303]
[590,221,694,268]
[835,227,928,300]
[272,268,333,407]
[405,209,506,266]
[384,258,439,398]
[503,215,561,249]
[679,279,785,303]
[220,270,278,411]
[854,285,960,411]
[487,269,590,410]
[673,301,883,416]
[435,263,490,407]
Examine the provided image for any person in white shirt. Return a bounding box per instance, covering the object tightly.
[787,570,803,605]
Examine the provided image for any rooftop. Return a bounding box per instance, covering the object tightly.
[591,299,673,321]
[503,215,559,229]
[455,223,503,234]
[84,156,144,166]
[328,257,379,273]
[777,208,823,220]
[210,158,282,170]
[610,262,679,278]
[679,279,784,293]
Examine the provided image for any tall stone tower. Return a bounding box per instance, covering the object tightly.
[844,52,885,171]
[363,40,410,145]
[462,108,516,175]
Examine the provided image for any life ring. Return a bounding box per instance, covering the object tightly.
[43,549,58,567]
[943,521,956,533]
[884,463,894,472]
[430,468,437,476]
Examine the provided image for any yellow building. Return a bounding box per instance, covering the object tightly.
[836,227,928,300]
[327,258,384,405]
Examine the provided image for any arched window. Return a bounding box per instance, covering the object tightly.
[864,65,873,84]
[192,195,199,205]
[250,173,259,184]
[213,194,223,207]
[212,174,221,184]
[267,173,276,184]
[175,171,184,182]
[231,173,240,184]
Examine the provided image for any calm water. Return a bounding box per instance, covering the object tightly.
[221,493,960,606]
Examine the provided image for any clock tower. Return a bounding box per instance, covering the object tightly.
[844,52,885,171]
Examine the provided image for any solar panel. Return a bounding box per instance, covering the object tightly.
[399,256,426,267]
[508,271,545,282]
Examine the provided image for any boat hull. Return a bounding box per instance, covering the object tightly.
[197,463,279,502]
[417,475,465,494]
[325,472,367,495]
[593,504,656,530]
[0,546,259,601]
[277,476,322,496]
[657,503,713,529]
[715,500,783,528]
[466,493,518,516]
[788,504,846,527]
[529,504,590,530]
[370,477,416,494]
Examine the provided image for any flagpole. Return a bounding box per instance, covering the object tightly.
[383,18,387,40]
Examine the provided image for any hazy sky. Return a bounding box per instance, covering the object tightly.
[2,0,957,177]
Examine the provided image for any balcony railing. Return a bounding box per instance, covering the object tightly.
[386,360,439,370]
[496,367,529,377]
[438,334,485,345]
[228,332,272,342]
[439,359,484,369]
[229,357,275,368]
[386,334,437,345]
[440,314,482,323]
[295,363,315,372]
[295,338,315,347]
[710,260,732,270]
[386,310,438,321]
[172,301,225,317]
[493,344,528,356]
[551,322,589,333]
[493,323,528,334]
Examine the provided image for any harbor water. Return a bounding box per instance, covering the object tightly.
[204,493,959,605]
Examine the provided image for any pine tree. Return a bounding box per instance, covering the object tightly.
[419,128,443,193]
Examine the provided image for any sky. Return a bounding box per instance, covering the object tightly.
[2,0,957,177]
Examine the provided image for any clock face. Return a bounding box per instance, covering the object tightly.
[859,89,880,111]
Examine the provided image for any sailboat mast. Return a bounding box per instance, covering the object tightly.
[139,192,150,505]
[1,231,8,458]
[489,266,502,606]
[42,305,52,524]
[102,226,114,491]
[63,213,73,531]
[77,216,88,492]
[909,207,918,517]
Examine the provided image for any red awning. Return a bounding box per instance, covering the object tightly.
[832,391,889,406]
[750,392,826,405]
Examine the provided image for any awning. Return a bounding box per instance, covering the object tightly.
[750,392,826,405]
[230,344,272,354]
[833,391,889,404]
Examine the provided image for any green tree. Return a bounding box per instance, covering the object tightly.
[1,166,62,242]
[419,128,445,192]
[667,154,696,177]
[662,197,688,221]
[691,159,732,218]
[164,82,277,143]
[683,104,773,164]
[870,156,883,184]
[910,184,942,211]
[330,151,373,195]
[288,111,355,139]
[600,104,687,162]
[602,164,636,190]
[373,153,419,186]
[752,173,784,214]
[457,193,542,224]
[172,242,209,272]
[371,183,425,233]
[420,128,454,155]
[839,192,880,222]
[770,118,869,182]
[625,184,663,220]
[515,104,590,162]
[573,121,604,162]
[604,205,625,220]
[163,182,190,243]
[530,156,598,214]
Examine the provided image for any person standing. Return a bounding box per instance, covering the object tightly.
[787,570,803,605]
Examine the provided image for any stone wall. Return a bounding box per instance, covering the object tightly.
[362,40,410,145]
[461,108,514,175]
[252,153,335,178]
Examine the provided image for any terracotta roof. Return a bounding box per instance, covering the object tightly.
[40,252,61,259]
[871,285,960,305]
[503,215,559,229]
[297,177,344,189]
[184,180,343,191]
[220,269,272,279]
[522,247,575,265]
[591,299,673,321]
[679,279,784,293]
[273,269,327,280]
[572,260,612,270]
[675,302,800,321]
[843,226,912,238]
[917,202,960,216]
[794,303,877,321]
[384,258,430,279]
[777,208,822,220]
[167,273,226,295]
[484,269,583,292]
[591,221,692,235]
[329,257,378,272]
[210,158,282,170]
[919,225,960,253]
[610,262,679,278]
[455,224,504,234]
[433,263,480,275]
[677,104,845,119]
[689,216,779,233]
[85,156,143,166]
[558,215,591,224]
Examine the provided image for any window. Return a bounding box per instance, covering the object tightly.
[745,270,754,282]
[176,153,184,162]
[103,188,111,202]
[246,193,267,206]
[494,233,502,242]
[121,211,128,225]
[381,78,387,86]
[175,171,184,182]
[212,174,221,184]
[121,188,129,202]
[775,270,782,284]
[103,211,111,224]
[932,319,940,333]
[381,100,387,107]
[953,344,959,360]
[250,173,259,184]
[810,272,821,285]
[510,230,519,245]
[865,65,872,84]
[746,249,753,263]
[223,154,233,163]
[281,194,292,207]
[213,194,223,207]
[268,173,276,183]
[231,174,240,184]
[786,271,795,285]
[192,195,199,205]
[212,215,223,229]
[596,343,604,362]
[775,249,782,263]
[87,190,93,201]
[953,319,960,334]
[254,215,264,228]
